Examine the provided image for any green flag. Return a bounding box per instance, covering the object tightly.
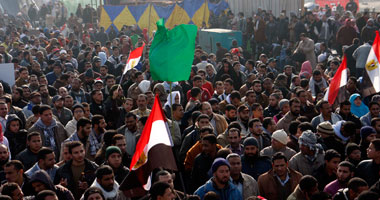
[149,18,197,82]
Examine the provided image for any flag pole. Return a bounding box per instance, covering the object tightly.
[169,82,187,195]
[119,50,132,85]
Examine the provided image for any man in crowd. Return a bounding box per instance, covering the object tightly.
[54,141,98,199]
[324,161,355,196]
[194,158,242,199]
[289,130,325,175]
[258,152,302,200]
[25,147,58,180]
[227,153,259,199]
[260,129,297,160]
[29,105,68,160]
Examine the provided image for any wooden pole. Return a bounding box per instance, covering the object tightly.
[148,3,152,37]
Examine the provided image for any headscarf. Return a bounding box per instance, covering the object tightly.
[164,91,181,108]
[349,93,369,118]
[98,52,107,66]
[298,130,323,162]
[300,60,312,79]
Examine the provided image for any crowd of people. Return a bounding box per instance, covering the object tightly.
[0,0,380,200]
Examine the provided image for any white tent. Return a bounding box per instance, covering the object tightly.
[227,0,303,17]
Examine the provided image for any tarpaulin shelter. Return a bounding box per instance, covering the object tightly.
[99,0,229,35]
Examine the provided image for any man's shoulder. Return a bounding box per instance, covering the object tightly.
[289,152,302,160]
[241,172,256,183]
[357,159,372,168]
[28,123,40,131]
[260,146,273,154]
[85,159,99,169]
[63,107,72,114]
[55,121,66,130]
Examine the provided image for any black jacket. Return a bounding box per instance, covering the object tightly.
[15,148,38,171]
[191,152,215,193]
[4,114,27,158]
[90,101,106,116]
[313,164,337,191]
[356,159,380,187]
[54,159,98,199]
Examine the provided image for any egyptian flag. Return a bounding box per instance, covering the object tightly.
[123,43,145,75]
[323,55,347,105]
[120,95,177,197]
[362,31,380,97]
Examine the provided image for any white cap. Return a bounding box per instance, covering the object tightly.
[272,129,288,145]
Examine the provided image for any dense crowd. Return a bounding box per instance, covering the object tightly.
[0,0,380,200]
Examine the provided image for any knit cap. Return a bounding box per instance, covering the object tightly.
[360,126,376,139]
[243,137,258,147]
[105,146,121,159]
[272,129,288,145]
[211,158,230,173]
[317,121,335,135]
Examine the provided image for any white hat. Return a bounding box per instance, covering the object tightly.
[272,129,288,145]
[60,50,67,54]
[138,80,151,94]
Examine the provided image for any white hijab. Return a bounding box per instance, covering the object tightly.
[164,91,181,108]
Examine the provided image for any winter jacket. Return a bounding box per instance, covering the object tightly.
[54,159,98,199]
[241,155,272,180]
[25,162,59,181]
[15,148,38,170]
[52,107,73,126]
[210,113,228,136]
[194,178,243,200]
[258,168,302,200]
[289,151,325,176]
[28,118,68,160]
[236,173,259,200]
[260,146,297,161]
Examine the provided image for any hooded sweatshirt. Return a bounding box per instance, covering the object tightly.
[30,170,74,200]
[4,114,26,158]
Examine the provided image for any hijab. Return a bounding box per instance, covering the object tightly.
[349,93,369,118]
[164,91,181,108]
